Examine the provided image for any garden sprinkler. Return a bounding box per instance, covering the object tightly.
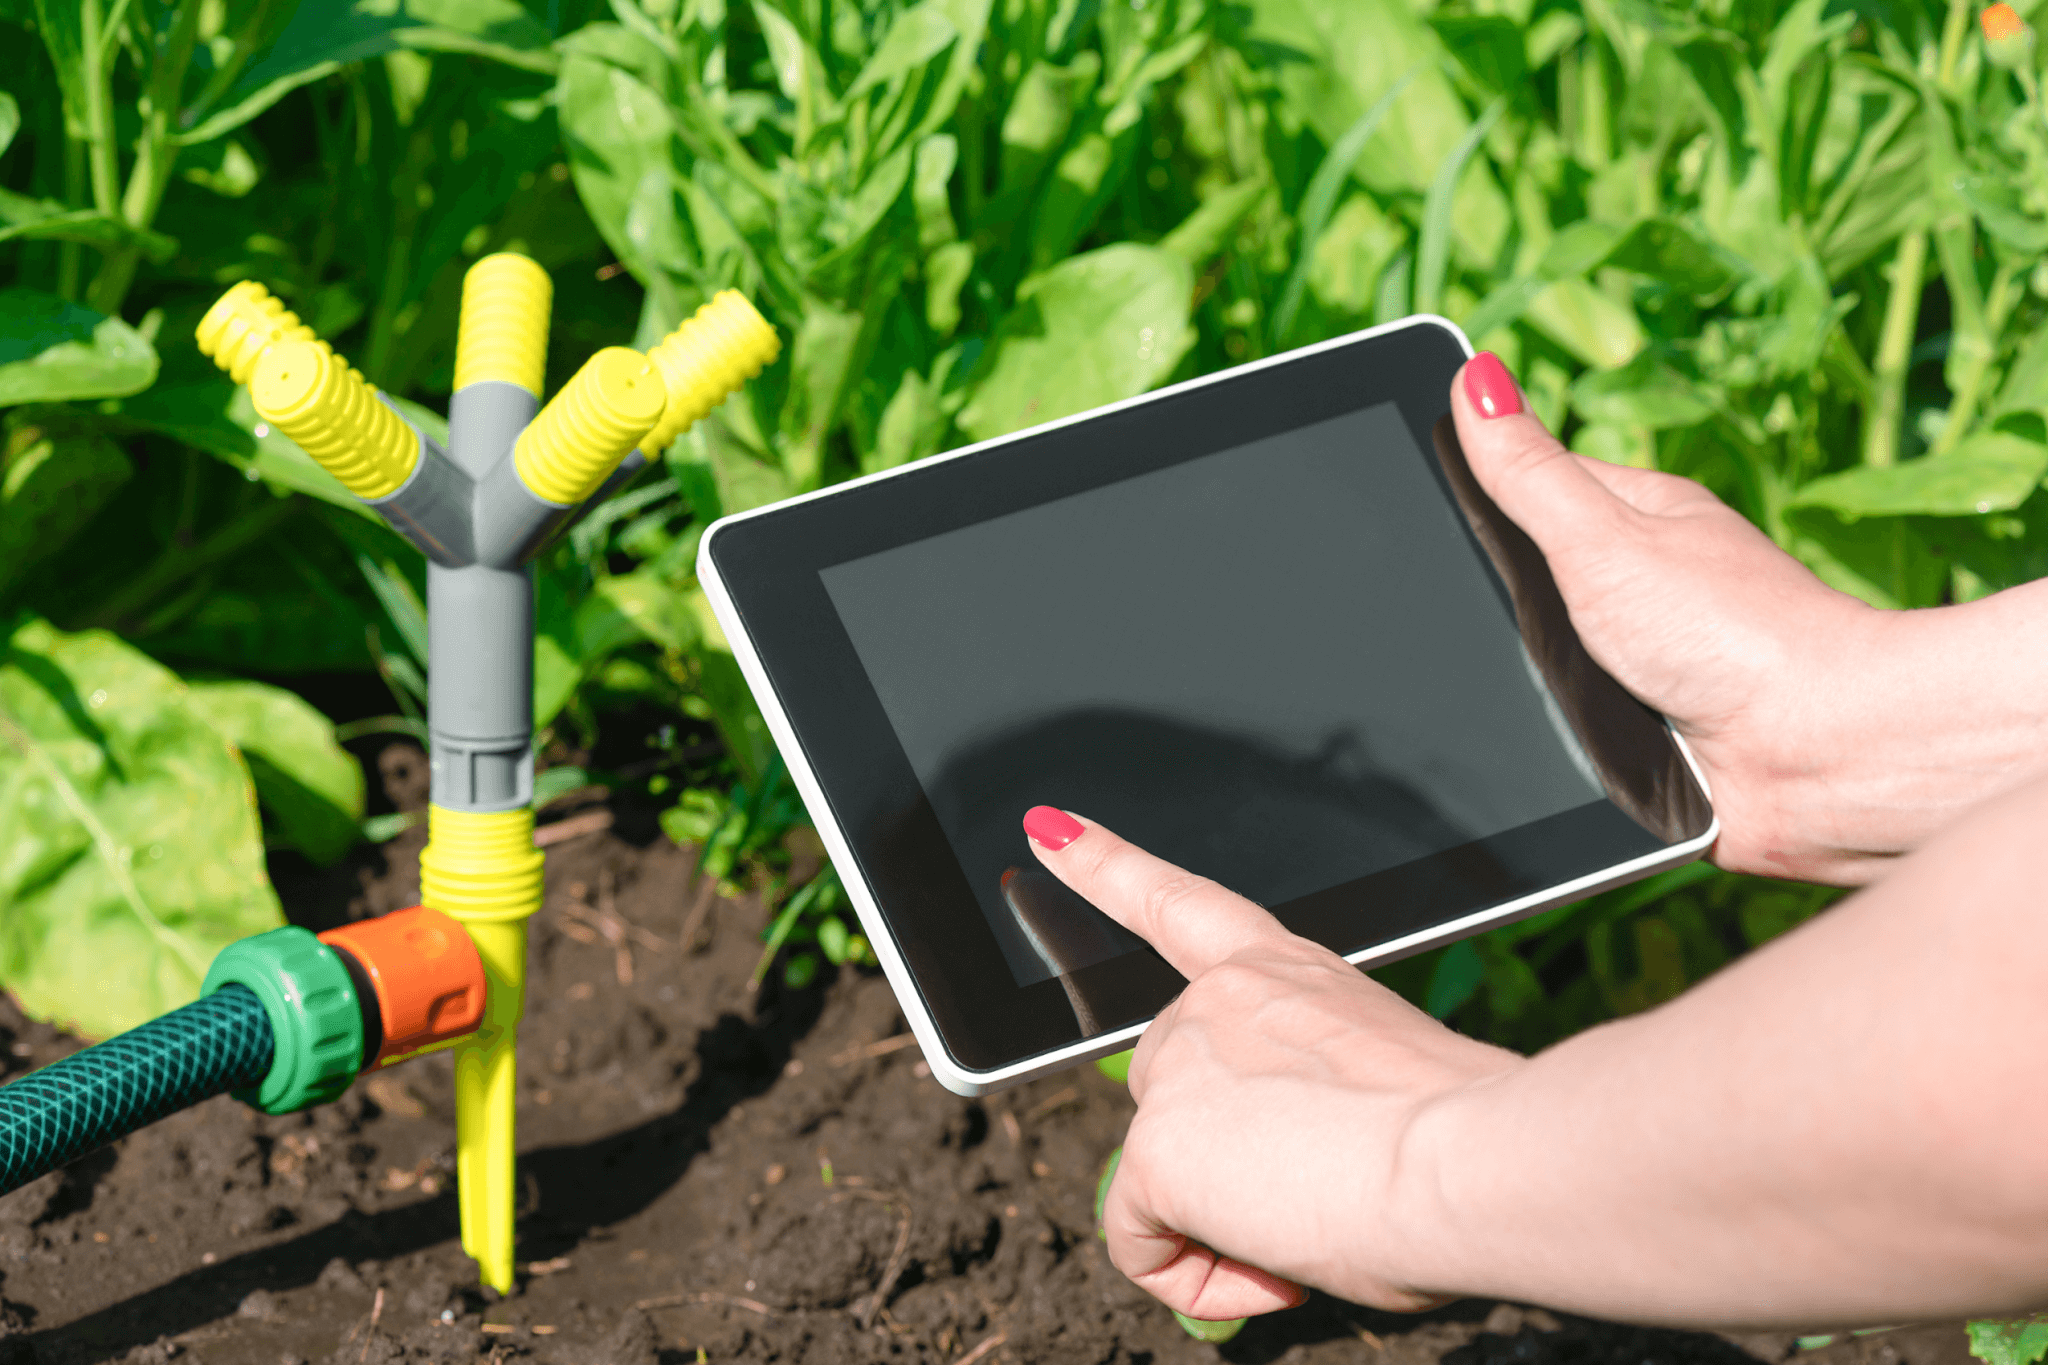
[0,256,777,1296]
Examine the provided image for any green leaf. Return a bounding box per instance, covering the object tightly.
[1790,435,2048,518]
[0,618,286,1038]
[1429,15,1526,96]
[579,570,700,655]
[844,3,958,100]
[1785,510,1951,610]
[957,243,1194,442]
[532,764,589,809]
[184,681,365,866]
[0,91,17,158]
[1158,175,1268,270]
[0,291,158,406]
[1271,72,1415,345]
[0,193,179,260]
[1524,277,1645,370]
[1603,218,1740,296]
[1414,98,1504,317]
[180,0,555,144]
[556,31,683,286]
[1968,1318,2048,1365]
[1172,1314,1247,1345]
[1571,355,1718,429]
[1425,938,1485,1018]
[0,416,133,589]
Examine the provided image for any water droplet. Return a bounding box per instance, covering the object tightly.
[89,689,107,708]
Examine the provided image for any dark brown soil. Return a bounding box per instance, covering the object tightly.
[0,746,1982,1365]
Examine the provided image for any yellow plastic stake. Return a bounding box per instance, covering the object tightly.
[454,254,552,397]
[640,291,782,458]
[250,340,420,501]
[511,346,669,505]
[417,805,545,1293]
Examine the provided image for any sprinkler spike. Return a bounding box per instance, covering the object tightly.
[511,347,668,506]
[454,254,552,398]
[640,291,780,457]
[418,805,546,1294]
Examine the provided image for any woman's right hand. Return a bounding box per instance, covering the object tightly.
[1450,352,2036,885]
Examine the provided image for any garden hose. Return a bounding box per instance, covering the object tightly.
[0,987,272,1195]
[0,912,485,1199]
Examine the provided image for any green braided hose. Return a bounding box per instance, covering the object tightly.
[0,985,274,1195]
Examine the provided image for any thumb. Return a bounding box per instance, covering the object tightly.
[1451,352,1623,553]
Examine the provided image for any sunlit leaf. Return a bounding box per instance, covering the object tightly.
[0,291,158,406]
[0,619,285,1038]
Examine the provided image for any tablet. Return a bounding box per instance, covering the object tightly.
[698,316,1716,1095]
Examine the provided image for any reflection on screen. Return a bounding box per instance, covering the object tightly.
[820,403,1605,989]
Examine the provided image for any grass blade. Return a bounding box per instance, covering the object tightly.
[1270,70,1417,349]
[1414,98,1506,319]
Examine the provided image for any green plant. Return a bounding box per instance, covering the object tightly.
[0,0,632,1033]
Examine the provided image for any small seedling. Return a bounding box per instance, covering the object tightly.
[1095,1146,1248,1345]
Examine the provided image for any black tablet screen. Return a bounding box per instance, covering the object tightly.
[820,402,1607,989]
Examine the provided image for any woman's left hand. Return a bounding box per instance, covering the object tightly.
[1020,805,1519,1320]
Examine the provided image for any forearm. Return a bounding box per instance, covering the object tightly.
[1721,577,2048,884]
[1396,774,2048,1326]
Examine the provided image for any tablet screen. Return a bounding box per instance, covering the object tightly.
[821,402,1607,989]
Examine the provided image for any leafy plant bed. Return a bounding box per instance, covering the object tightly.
[0,752,1977,1365]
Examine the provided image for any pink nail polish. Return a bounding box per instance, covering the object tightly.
[1463,352,1523,420]
[1023,806,1085,851]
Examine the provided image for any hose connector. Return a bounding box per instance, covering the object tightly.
[453,254,552,397]
[202,926,365,1115]
[511,347,667,505]
[195,280,324,385]
[320,906,488,1069]
[641,291,780,457]
[251,339,421,500]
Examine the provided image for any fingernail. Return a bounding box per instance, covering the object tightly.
[1024,806,1085,851]
[1463,352,1523,420]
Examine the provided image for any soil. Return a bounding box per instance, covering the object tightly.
[0,744,1984,1365]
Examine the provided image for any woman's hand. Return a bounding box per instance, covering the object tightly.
[1454,354,2048,884]
[1021,805,1517,1319]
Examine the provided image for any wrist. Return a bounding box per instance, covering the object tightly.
[1717,588,2048,882]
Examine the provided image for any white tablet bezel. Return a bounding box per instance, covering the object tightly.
[698,315,1720,1095]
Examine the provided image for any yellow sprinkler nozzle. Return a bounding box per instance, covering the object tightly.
[511,347,668,506]
[251,340,421,501]
[453,254,552,397]
[418,804,545,1295]
[196,280,323,386]
[641,290,781,458]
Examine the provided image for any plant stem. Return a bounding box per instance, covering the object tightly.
[78,0,124,216]
[1863,229,1926,468]
[89,0,203,315]
[1932,259,2018,456]
[365,125,433,381]
[80,497,299,630]
[1936,0,1972,93]
[56,138,85,299]
[180,0,277,129]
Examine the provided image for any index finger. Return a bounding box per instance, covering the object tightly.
[1021,806,1293,981]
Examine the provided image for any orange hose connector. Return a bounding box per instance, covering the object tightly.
[318,907,487,1069]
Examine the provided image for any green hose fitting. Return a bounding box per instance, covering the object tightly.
[202,926,365,1114]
